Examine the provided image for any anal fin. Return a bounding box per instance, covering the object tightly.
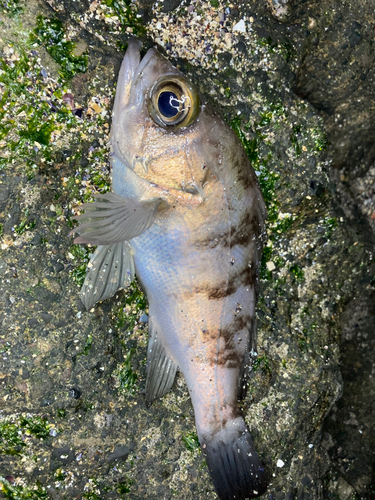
[145,319,178,405]
[80,241,135,310]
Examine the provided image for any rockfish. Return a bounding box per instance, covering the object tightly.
[71,40,267,499]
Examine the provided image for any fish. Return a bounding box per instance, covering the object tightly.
[70,40,268,500]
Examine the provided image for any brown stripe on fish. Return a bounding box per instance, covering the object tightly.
[236,158,258,190]
[193,229,230,250]
[184,268,255,301]
[215,349,245,369]
[220,404,242,424]
[205,323,253,368]
[188,260,257,301]
[196,313,252,344]
[219,314,253,343]
[226,259,258,293]
[229,210,264,249]
[182,279,229,300]
[194,210,263,252]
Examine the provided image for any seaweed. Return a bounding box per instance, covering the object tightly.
[31,16,88,80]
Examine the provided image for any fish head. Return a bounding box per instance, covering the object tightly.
[111,40,220,195]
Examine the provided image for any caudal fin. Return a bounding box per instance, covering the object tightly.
[200,418,267,500]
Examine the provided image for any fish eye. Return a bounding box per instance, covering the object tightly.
[158,91,180,118]
[148,76,200,129]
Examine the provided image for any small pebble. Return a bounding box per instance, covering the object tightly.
[233,19,246,33]
[63,93,75,109]
[140,314,149,323]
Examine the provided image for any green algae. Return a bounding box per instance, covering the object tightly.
[0,477,49,500]
[81,476,133,498]
[0,0,22,16]
[252,355,271,375]
[69,244,95,287]
[323,216,338,239]
[223,87,231,99]
[114,348,138,395]
[77,334,93,356]
[112,279,147,331]
[230,117,279,226]
[31,16,88,80]
[109,281,148,397]
[116,478,133,494]
[0,40,78,171]
[289,263,305,282]
[256,36,295,62]
[182,431,200,452]
[83,492,101,500]
[310,126,329,152]
[57,408,67,419]
[102,0,146,37]
[91,169,111,193]
[230,116,287,280]
[13,209,36,235]
[230,100,329,286]
[0,414,51,456]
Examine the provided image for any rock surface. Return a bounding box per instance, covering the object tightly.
[0,0,374,499]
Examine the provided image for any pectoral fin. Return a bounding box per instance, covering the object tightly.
[81,241,135,310]
[70,192,161,246]
[145,318,178,405]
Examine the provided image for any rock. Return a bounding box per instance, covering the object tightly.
[107,444,130,463]
[50,447,75,471]
[336,477,356,499]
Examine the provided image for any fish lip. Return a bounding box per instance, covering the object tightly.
[123,41,159,93]
[133,45,157,83]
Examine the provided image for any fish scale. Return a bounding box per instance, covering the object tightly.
[71,40,267,499]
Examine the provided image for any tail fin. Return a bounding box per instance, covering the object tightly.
[200,418,267,500]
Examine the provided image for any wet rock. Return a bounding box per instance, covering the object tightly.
[40,312,53,324]
[107,444,130,463]
[68,387,81,399]
[161,0,182,13]
[0,260,7,277]
[50,446,75,471]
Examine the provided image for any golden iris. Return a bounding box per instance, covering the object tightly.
[148,76,200,129]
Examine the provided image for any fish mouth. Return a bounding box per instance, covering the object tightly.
[112,40,156,115]
[133,43,157,80]
[111,40,158,160]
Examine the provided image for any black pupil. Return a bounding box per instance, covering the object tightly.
[158,91,180,118]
